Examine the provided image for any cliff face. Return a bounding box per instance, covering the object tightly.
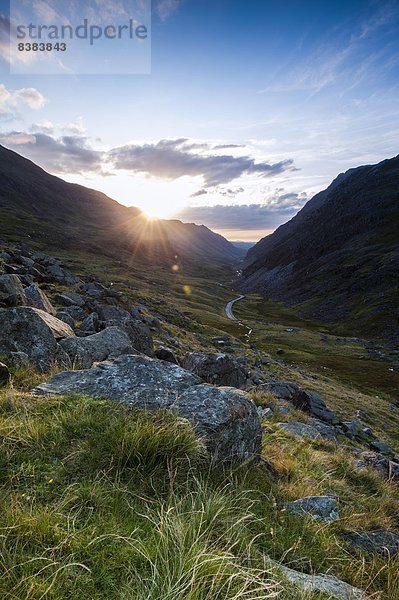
[240,156,399,341]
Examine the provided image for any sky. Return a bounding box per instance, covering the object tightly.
[0,0,399,241]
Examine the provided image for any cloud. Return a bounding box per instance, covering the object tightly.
[176,193,308,231]
[154,0,184,21]
[0,84,46,118]
[109,138,295,187]
[0,132,105,174]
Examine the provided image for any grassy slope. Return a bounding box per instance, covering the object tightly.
[0,374,398,599]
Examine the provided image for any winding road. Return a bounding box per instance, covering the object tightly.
[225,295,245,320]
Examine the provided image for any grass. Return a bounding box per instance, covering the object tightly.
[0,376,398,599]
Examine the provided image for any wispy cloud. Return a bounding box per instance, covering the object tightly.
[154,0,184,21]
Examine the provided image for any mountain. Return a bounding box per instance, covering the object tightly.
[231,241,255,252]
[240,155,399,341]
[0,145,243,265]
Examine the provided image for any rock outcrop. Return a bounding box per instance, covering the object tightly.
[34,354,262,461]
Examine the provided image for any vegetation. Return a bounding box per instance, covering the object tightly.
[0,369,398,599]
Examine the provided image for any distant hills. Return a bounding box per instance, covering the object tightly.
[240,156,399,342]
[0,145,244,266]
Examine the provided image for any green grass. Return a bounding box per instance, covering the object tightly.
[0,378,398,599]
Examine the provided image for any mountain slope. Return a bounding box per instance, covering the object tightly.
[239,155,399,341]
[0,145,243,265]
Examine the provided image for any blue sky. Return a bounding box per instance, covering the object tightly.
[0,0,398,240]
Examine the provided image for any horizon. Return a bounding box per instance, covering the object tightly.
[1,0,398,241]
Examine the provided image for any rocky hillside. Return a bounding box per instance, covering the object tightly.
[240,156,399,342]
[0,145,244,265]
[0,238,399,598]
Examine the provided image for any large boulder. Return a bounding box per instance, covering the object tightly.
[0,307,74,371]
[60,327,134,369]
[34,354,262,461]
[0,274,27,307]
[182,352,248,389]
[25,283,56,315]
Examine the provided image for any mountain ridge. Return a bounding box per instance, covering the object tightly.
[0,144,244,266]
[240,155,399,342]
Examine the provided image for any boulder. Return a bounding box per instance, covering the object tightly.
[0,307,74,371]
[264,381,300,400]
[54,292,85,307]
[291,389,339,424]
[25,283,56,315]
[0,362,10,386]
[284,496,339,523]
[346,530,399,556]
[0,274,27,307]
[182,352,248,389]
[269,560,369,600]
[60,327,134,369]
[46,264,80,286]
[57,306,87,322]
[154,347,179,365]
[34,354,262,461]
[95,304,153,355]
[55,311,76,328]
[277,421,322,441]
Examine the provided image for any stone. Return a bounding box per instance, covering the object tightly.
[46,264,80,286]
[284,495,339,523]
[95,304,153,355]
[277,421,322,441]
[276,348,285,355]
[34,354,262,461]
[182,352,248,389]
[24,283,56,315]
[355,409,367,422]
[269,560,369,600]
[154,347,179,365]
[80,312,100,334]
[257,406,273,420]
[370,440,393,455]
[346,530,399,556]
[0,362,10,386]
[358,451,399,482]
[308,418,339,443]
[342,419,374,441]
[54,292,85,307]
[291,389,339,424]
[265,381,300,400]
[0,274,27,307]
[57,306,87,322]
[0,307,74,371]
[55,311,76,328]
[59,327,134,369]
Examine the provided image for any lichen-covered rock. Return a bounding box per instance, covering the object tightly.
[269,560,369,599]
[277,421,322,441]
[284,495,339,523]
[0,274,27,307]
[346,530,399,556]
[34,354,261,461]
[60,326,134,368]
[0,307,74,371]
[25,283,56,315]
[182,352,249,389]
[95,304,153,355]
